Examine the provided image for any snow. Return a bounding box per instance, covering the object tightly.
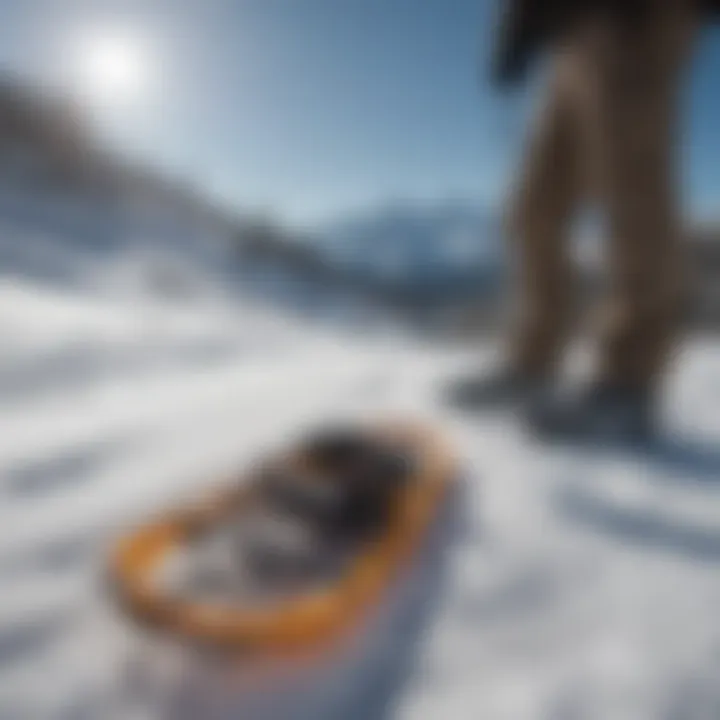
[3,213,720,718]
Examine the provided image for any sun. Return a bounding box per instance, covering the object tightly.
[71,30,150,108]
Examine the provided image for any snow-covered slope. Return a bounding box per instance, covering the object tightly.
[0,168,237,301]
[3,169,720,718]
[3,267,720,720]
[318,203,503,282]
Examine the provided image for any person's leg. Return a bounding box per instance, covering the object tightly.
[595,1,696,393]
[448,56,585,409]
[506,58,585,378]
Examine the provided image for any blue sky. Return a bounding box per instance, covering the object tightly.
[0,0,719,226]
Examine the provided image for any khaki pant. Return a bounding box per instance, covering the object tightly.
[507,0,697,389]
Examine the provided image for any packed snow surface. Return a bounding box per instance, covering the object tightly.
[2,274,720,719]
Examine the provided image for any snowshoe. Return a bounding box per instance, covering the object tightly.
[108,422,456,654]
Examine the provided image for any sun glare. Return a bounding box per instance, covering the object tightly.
[71,30,150,108]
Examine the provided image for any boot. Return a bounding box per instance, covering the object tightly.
[526,381,656,444]
[446,365,553,411]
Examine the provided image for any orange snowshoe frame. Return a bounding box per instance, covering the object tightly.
[109,423,456,653]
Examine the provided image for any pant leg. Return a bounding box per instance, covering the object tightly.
[506,56,586,376]
[583,1,698,390]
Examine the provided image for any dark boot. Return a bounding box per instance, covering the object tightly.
[526,381,656,444]
[445,366,553,411]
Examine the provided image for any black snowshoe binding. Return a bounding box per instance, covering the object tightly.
[243,428,416,582]
[155,427,418,602]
